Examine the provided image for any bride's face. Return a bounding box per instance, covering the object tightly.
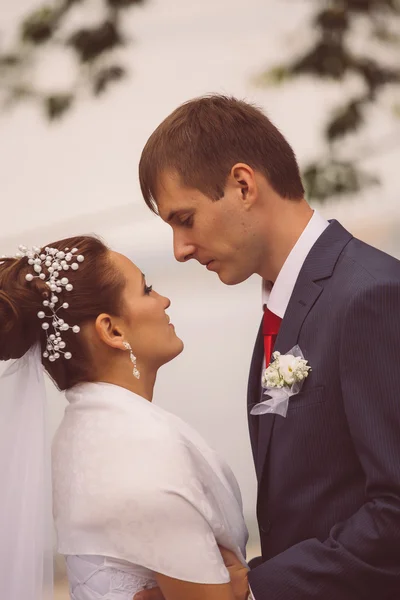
[112,252,184,367]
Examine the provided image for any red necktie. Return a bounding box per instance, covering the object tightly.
[263,307,282,366]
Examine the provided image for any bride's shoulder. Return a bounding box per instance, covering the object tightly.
[56,386,190,454]
[58,383,205,474]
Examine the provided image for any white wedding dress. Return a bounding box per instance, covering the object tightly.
[52,382,248,599]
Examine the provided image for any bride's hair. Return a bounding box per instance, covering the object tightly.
[0,235,125,390]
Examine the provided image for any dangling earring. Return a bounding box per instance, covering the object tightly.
[123,341,140,379]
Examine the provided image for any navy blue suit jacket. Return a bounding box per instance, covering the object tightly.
[247,220,400,599]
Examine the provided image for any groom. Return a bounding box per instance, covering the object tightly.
[135,95,400,599]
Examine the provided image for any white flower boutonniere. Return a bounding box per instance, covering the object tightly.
[250,345,311,417]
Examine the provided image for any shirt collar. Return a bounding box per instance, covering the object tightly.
[262,210,329,318]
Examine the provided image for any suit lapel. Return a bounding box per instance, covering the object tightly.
[247,320,264,467]
[253,220,353,484]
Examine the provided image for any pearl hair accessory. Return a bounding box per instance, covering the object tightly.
[16,244,84,362]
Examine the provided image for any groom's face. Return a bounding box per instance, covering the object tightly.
[155,170,259,285]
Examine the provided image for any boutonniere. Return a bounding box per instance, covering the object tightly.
[250,345,311,417]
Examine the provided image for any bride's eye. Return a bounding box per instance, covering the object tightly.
[144,284,153,295]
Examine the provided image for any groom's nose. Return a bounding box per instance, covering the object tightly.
[173,233,196,263]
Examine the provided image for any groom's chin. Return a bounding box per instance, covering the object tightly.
[217,269,251,286]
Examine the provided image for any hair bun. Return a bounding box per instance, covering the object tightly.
[0,290,31,360]
[0,290,28,361]
[0,256,45,361]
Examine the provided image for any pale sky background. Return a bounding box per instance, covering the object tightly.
[1,0,400,557]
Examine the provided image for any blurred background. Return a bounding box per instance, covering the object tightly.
[0,0,399,597]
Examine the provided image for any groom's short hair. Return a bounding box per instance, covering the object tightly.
[139,95,305,213]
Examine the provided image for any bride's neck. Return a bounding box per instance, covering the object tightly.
[96,363,157,402]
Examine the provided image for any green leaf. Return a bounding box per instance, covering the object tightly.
[292,40,351,80]
[252,66,291,87]
[303,160,379,202]
[45,94,74,120]
[0,54,21,67]
[354,58,400,98]
[373,26,400,44]
[21,6,58,45]
[347,0,399,13]
[93,65,126,95]
[314,7,349,34]
[68,21,122,62]
[3,85,35,110]
[326,100,364,141]
[106,0,146,6]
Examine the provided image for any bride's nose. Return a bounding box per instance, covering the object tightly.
[153,290,171,310]
[161,295,171,310]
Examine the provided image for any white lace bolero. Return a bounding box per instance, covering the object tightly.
[52,382,248,595]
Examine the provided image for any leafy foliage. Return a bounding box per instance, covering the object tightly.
[258,0,400,201]
[1,0,399,206]
[0,0,145,120]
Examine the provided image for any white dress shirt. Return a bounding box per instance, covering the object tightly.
[262,210,329,317]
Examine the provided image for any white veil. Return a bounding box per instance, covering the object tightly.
[0,344,54,599]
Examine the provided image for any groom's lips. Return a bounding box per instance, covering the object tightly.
[199,259,217,271]
[206,260,216,271]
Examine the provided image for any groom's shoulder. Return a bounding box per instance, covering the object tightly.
[338,235,400,285]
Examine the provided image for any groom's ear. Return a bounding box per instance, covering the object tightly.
[230,163,258,209]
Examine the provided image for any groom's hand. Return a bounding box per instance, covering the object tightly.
[133,548,249,600]
[218,546,250,600]
[133,588,164,600]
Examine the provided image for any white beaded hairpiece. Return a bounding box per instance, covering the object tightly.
[16,244,84,363]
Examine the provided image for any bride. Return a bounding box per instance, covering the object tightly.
[0,235,250,600]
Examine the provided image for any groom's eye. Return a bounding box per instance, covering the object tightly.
[180,216,193,228]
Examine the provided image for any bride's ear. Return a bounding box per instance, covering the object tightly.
[95,313,125,350]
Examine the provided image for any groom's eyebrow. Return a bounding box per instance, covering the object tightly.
[166,210,178,223]
[166,209,190,223]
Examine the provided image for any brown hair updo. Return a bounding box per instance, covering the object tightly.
[0,235,125,390]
